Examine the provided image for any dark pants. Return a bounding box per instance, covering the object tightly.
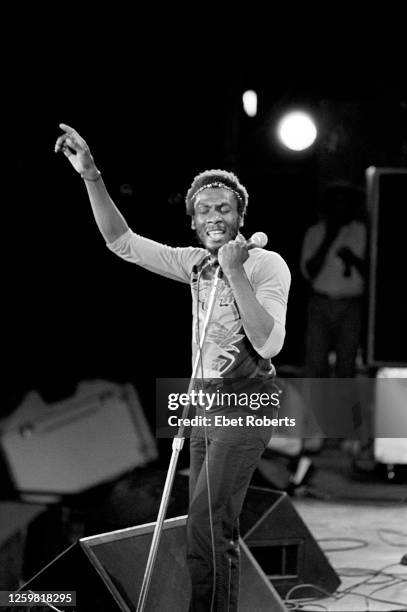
[187,417,271,611]
[305,293,362,378]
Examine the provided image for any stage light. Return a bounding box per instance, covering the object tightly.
[243,90,257,117]
[277,111,317,151]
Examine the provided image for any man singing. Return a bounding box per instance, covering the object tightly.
[55,123,291,611]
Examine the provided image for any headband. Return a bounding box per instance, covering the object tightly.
[192,182,243,206]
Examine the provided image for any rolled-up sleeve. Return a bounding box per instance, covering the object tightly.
[250,251,291,358]
[107,229,203,283]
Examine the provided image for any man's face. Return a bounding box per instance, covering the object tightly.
[192,188,242,253]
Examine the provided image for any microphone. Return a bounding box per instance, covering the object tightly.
[206,232,269,267]
[246,232,268,249]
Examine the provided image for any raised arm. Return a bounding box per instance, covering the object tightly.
[54,123,128,243]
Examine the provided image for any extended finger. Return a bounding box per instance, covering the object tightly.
[59,123,87,149]
[59,123,76,133]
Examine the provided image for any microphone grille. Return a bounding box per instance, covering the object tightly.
[250,232,268,248]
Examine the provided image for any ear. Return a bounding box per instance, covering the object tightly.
[239,216,244,228]
[191,217,196,230]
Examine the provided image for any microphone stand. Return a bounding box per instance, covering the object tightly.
[136,264,222,612]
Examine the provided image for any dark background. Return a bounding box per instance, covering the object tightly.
[3,17,407,433]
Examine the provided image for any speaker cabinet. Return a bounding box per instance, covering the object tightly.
[21,516,286,611]
[0,383,157,498]
[367,167,407,367]
[241,487,340,598]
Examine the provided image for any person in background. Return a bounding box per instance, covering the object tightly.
[301,181,367,378]
[300,182,367,453]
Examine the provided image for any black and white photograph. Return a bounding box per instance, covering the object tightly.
[1,14,406,611]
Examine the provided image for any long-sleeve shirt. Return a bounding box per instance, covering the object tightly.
[107,229,291,379]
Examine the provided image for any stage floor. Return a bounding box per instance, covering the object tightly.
[291,498,407,611]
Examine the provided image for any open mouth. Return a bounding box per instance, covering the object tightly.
[206,228,226,240]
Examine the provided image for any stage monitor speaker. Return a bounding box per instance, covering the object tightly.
[241,487,340,599]
[20,515,287,611]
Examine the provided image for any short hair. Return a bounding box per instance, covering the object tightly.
[185,169,248,218]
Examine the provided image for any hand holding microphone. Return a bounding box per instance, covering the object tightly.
[218,232,268,277]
